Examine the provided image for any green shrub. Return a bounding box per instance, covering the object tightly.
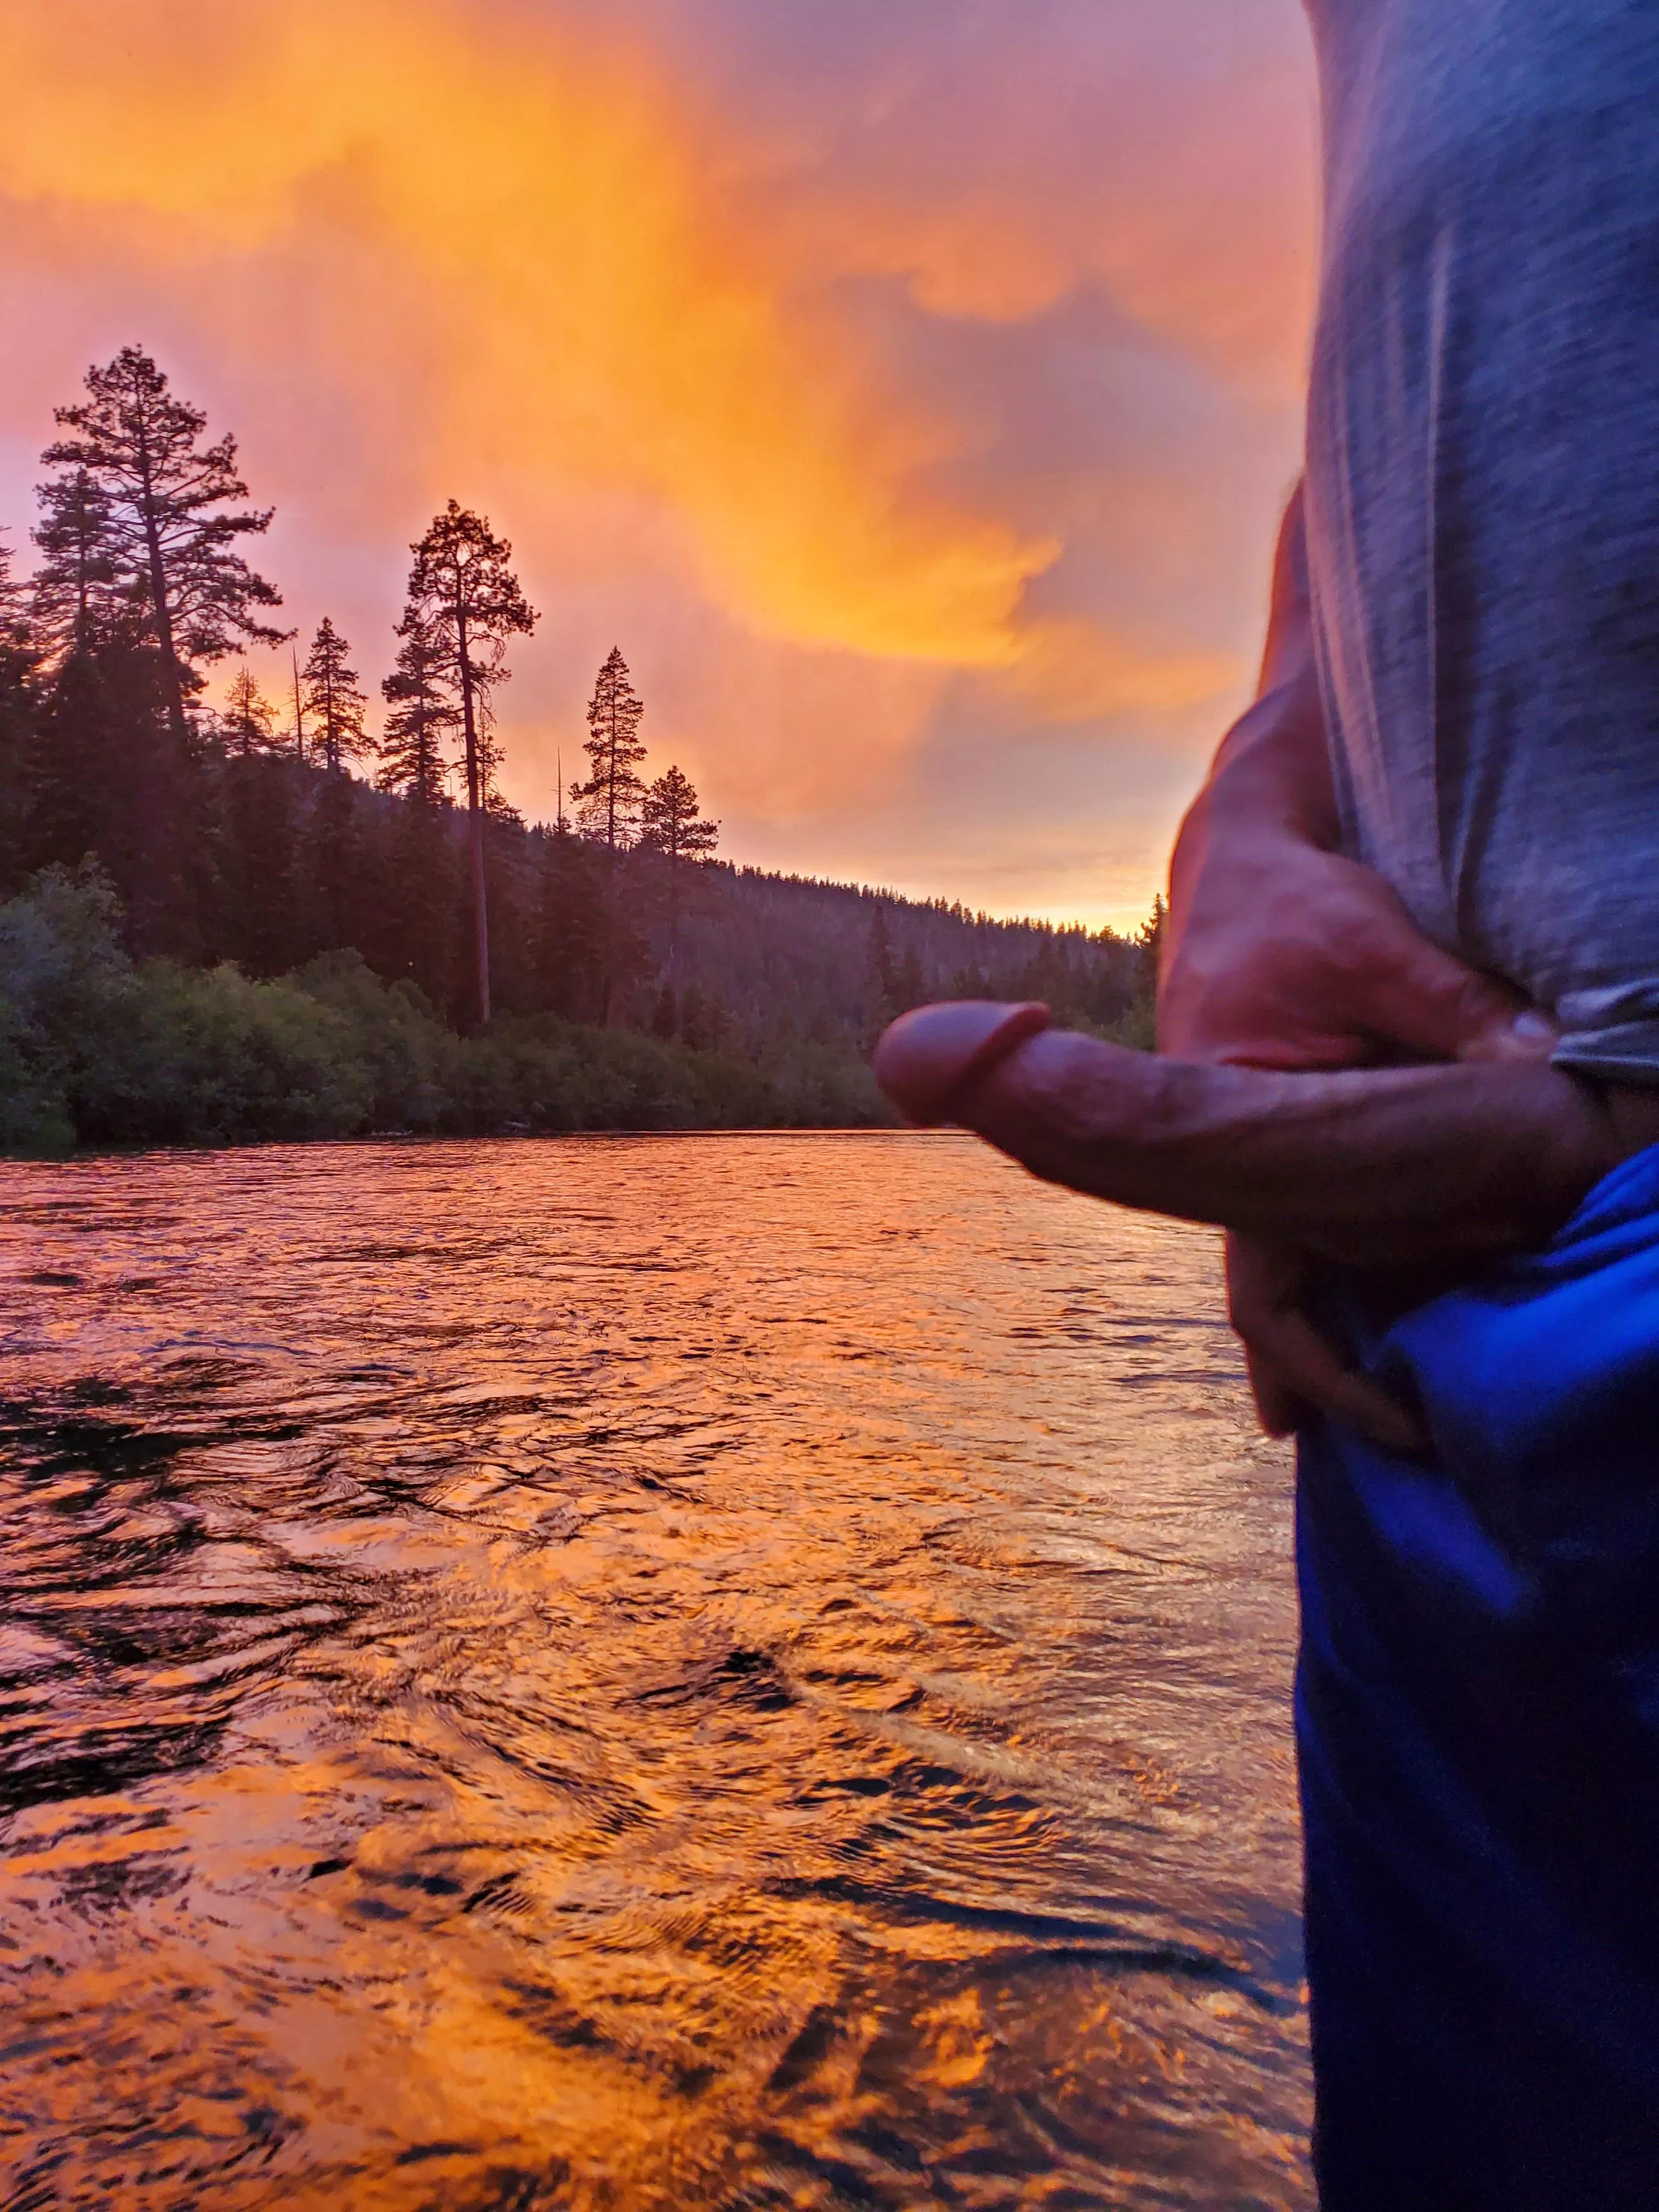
[74,962,372,1147]
[293,951,461,1131]
[0,865,899,1152]
[0,860,133,1153]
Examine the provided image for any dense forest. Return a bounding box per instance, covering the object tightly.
[0,348,1156,1152]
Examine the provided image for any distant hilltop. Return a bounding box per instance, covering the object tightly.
[0,345,1157,1150]
[0,837,1157,1152]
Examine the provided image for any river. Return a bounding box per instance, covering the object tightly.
[0,1133,1309,2209]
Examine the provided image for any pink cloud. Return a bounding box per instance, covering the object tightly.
[0,0,1315,928]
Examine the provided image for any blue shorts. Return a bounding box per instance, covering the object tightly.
[1299,1147,1659,2209]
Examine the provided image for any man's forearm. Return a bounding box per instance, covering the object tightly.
[1158,479,1536,1075]
[1199,482,1338,849]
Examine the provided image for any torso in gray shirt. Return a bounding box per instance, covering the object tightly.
[1304,0,1659,1076]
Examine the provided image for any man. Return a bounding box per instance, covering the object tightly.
[875,3,1659,2200]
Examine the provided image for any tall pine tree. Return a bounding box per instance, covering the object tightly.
[377,617,456,806]
[36,350,286,954]
[30,468,122,661]
[573,647,647,851]
[300,617,368,772]
[401,502,535,1025]
[222,663,277,756]
[571,647,651,1024]
[0,535,38,681]
[377,616,460,1018]
[639,763,718,961]
[43,347,288,744]
[0,536,41,887]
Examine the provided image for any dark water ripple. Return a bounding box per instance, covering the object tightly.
[0,1133,1308,2208]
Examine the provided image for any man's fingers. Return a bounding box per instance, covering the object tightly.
[1242,1342,1305,1438]
[1226,1235,1427,1454]
[1240,1299,1427,1454]
[1344,898,1557,1065]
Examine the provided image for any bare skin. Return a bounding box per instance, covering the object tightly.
[873,1000,1638,1452]
[874,1000,1618,1266]
[1156,487,1585,1445]
[874,497,1659,1452]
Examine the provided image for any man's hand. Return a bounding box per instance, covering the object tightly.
[1160,797,1553,1074]
[1160,485,1556,1446]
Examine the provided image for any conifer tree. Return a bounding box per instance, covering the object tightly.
[26,650,115,882]
[301,617,368,771]
[0,536,41,886]
[1135,893,1167,1000]
[639,762,718,957]
[377,618,456,806]
[43,348,288,744]
[571,647,651,1023]
[573,647,647,850]
[222,664,277,756]
[640,763,717,866]
[30,468,121,658]
[378,616,459,1016]
[0,536,37,674]
[401,501,536,1024]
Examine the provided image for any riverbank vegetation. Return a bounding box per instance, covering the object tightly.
[0,349,1156,1153]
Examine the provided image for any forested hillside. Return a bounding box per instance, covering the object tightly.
[0,348,1154,1151]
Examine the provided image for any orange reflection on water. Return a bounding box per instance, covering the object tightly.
[0,1134,1308,2206]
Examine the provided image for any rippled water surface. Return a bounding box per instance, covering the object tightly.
[0,1134,1308,2208]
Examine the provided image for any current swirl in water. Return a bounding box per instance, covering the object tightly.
[0,1133,1308,2209]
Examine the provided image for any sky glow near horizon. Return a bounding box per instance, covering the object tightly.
[0,0,1317,930]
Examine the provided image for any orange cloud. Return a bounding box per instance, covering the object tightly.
[0,0,1056,661]
[0,0,1316,919]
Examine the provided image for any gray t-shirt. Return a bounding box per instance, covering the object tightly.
[1304,0,1659,1077]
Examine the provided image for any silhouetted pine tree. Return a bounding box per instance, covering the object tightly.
[32,351,286,954]
[1130,891,1167,1040]
[26,649,112,877]
[43,347,287,745]
[376,617,460,1015]
[29,643,180,941]
[301,618,368,772]
[639,762,718,961]
[222,663,278,756]
[571,647,651,1023]
[0,539,39,688]
[573,647,647,851]
[30,468,121,660]
[377,619,456,806]
[401,503,535,1026]
[0,537,41,886]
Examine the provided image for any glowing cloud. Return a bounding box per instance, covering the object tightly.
[0,0,1316,926]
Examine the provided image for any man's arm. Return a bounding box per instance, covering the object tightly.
[1160,486,1550,1072]
[1158,486,1557,1441]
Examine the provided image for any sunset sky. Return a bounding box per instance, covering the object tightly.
[0,0,1316,932]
